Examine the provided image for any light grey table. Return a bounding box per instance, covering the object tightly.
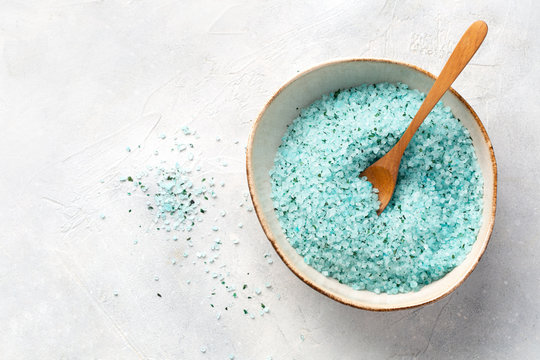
[1,1,538,359]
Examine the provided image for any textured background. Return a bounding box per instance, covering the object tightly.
[1,0,539,359]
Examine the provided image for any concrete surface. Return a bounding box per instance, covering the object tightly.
[1,0,539,359]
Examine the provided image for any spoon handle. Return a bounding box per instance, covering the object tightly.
[394,20,488,155]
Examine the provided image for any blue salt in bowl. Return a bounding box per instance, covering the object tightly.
[246,59,497,311]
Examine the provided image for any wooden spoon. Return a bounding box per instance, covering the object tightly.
[360,20,488,215]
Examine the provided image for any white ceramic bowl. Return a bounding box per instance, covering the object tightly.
[246,59,497,311]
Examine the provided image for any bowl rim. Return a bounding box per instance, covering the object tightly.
[246,58,497,311]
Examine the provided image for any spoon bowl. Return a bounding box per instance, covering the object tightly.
[360,163,397,215]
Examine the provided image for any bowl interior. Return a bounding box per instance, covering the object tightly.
[247,59,496,310]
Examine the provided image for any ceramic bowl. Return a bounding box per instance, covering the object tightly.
[246,59,497,311]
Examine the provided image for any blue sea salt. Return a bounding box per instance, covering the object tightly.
[270,83,484,294]
[177,144,187,152]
